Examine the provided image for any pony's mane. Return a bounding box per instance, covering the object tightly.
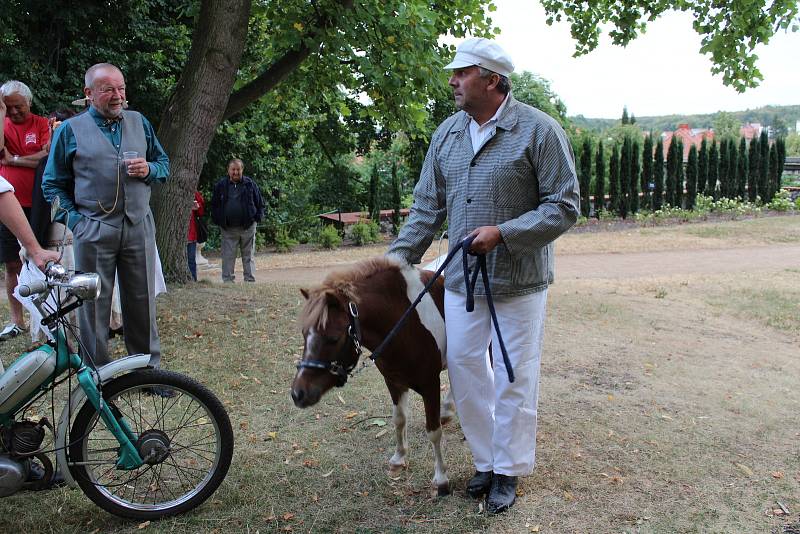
[300,256,405,331]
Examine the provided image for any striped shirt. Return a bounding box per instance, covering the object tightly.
[388,94,580,296]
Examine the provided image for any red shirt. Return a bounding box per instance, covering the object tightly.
[187,191,206,242]
[1,114,49,207]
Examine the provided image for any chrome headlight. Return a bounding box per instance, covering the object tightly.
[67,273,101,301]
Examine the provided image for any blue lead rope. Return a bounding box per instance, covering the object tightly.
[372,236,514,383]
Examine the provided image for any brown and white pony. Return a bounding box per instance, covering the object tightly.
[292,255,454,495]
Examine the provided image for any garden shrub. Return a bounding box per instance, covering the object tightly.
[274,228,299,253]
[316,225,342,249]
[350,221,381,246]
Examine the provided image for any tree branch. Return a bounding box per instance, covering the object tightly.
[222,0,355,121]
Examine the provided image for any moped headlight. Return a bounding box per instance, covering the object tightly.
[67,273,101,301]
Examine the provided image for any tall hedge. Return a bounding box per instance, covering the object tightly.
[748,136,759,202]
[758,130,769,203]
[641,135,653,210]
[697,138,708,196]
[594,139,605,216]
[579,137,592,217]
[727,139,738,199]
[718,139,729,198]
[768,143,779,202]
[653,138,664,210]
[707,140,719,199]
[737,137,748,199]
[609,144,620,216]
[665,137,677,207]
[630,139,640,214]
[675,139,684,208]
[686,144,698,210]
[619,137,631,218]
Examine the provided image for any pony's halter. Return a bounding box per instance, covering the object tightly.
[296,301,363,387]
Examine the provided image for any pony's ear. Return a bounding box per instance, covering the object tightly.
[300,288,310,300]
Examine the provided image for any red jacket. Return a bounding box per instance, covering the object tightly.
[187,191,205,242]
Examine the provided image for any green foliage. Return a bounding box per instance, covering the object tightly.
[630,139,640,214]
[653,138,664,211]
[697,138,709,195]
[665,137,678,207]
[579,138,592,217]
[712,111,740,142]
[349,221,381,246]
[619,137,631,218]
[539,0,800,91]
[707,140,719,198]
[737,137,748,199]
[572,104,800,134]
[759,130,770,202]
[608,145,620,217]
[748,136,760,202]
[315,225,342,249]
[686,145,698,210]
[786,132,800,157]
[594,139,606,216]
[368,164,381,222]
[510,71,571,128]
[766,190,795,212]
[641,135,652,210]
[621,106,630,125]
[0,0,192,120]
[768,143,780,203]
[717,139,728,198]
[273,228,299,253]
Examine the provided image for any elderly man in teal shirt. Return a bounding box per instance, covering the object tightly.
[43,62,170,371]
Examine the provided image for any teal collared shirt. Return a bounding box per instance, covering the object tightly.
[42,107,170,230]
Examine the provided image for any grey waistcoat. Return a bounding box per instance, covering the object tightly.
[71,110,149,227]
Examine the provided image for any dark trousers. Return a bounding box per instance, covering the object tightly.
[187,241,197,281]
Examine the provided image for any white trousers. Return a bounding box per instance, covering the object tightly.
[445,288,548,476]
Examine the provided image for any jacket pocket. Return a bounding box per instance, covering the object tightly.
[491,163,535,209]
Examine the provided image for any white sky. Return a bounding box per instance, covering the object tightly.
[487,0,800,118]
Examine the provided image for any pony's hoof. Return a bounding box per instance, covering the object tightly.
[387,463,407,477]
[439,414,453,426]
[435,482,451,497]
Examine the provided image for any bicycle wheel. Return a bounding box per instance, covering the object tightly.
[68,369,233,520]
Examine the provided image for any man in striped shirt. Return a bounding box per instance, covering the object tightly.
[388,38,580,513]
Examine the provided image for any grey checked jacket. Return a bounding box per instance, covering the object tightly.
[388,95,580,296]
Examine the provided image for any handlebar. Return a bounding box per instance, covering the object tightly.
[17,280,49,297]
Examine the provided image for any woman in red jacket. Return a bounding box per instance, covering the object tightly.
[187,191,205,281]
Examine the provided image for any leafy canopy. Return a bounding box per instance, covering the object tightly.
[539,0,799,91]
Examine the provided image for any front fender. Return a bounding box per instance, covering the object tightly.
[55,354,153,487]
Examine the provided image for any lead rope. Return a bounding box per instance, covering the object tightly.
[371,236,515,383]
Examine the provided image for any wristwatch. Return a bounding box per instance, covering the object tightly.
[12,155,19,162]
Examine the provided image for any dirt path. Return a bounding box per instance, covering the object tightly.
[199,243,800,285]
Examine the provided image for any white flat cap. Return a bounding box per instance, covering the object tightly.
[444,37,515,77]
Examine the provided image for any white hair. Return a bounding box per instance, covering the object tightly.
[0,80,33,104]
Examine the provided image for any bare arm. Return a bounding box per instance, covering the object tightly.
[0,149,48,168]
[0,190,60,269]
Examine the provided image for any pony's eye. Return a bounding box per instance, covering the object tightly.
[323,336,339,345]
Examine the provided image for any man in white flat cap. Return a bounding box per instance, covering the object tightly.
[388,37,579,513]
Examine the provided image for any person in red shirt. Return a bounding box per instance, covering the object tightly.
[187,191,206,281]
[0,80,50,340]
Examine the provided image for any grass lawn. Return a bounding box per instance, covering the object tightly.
[1,215,799,533]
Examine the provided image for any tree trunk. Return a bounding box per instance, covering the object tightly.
[151,0,358,283]
[152,0,252,283]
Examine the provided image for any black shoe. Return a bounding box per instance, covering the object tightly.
[108,326,124,339]
[486,474,518,514]
[142,386,176,398]
[465,470,493,499]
